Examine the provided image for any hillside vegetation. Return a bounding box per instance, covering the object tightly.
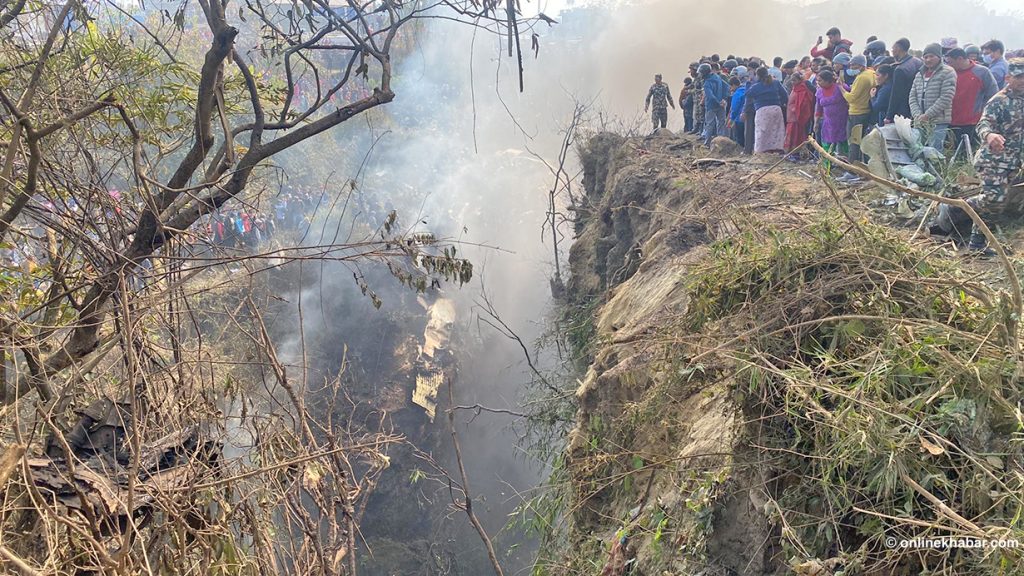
[540,131,1024,576]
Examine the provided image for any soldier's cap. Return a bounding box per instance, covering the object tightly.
[1009,58,1024,77]
[865,39,886,54]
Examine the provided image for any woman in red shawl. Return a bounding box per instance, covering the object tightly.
[785,72,816,156]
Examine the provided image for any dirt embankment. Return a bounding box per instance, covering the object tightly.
[552,131,1024,576]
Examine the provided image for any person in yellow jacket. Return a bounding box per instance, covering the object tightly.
[841,54,877,163]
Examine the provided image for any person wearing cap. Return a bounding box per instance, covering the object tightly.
[885,38,923,124]
[680,77,695,134]
[910,43,957,150]
[812,27,853,61]
[700,63,730,146]
[940,37,959,56]
[964,44,982,63]
[733,65,750,84]
[832,52,854,85]
[732,64,751,94]
[947,48,998,146]
[981,40,1009,89]
[781,60,799,92]
[939,59,1024,254]
[842,54,877,164]
[644,73,676,131]
[864,39,887,62]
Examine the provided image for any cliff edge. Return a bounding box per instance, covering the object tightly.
[548,130,1024,576]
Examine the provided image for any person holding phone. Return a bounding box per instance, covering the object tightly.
[811,27,853,60]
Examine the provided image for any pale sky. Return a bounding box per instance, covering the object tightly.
[527,0,1023,17]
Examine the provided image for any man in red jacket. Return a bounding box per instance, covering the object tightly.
[811,27,853,60]
[947,48,998,146]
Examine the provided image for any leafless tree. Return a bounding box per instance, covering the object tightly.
[0,0,545,573]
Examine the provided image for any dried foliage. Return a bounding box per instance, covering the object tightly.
[0,0,542,573]
[687,218,1023,574]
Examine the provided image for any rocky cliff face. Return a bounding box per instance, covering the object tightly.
[561,131,804,575]
[551,131,1024,576]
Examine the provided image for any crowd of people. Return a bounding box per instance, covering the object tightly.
[204,187,323,248]
[644,29,1024,254]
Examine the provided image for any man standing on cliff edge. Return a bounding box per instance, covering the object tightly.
[645,74,676,132]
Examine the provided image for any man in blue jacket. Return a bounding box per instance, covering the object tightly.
[981,40,1009,89]
[700,63,729,146]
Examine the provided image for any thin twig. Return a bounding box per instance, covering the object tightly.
[446,380,505,576]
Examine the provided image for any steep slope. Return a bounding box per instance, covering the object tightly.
[551,131,1024,576]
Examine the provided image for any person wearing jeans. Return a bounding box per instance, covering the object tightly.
[700,63,729,146]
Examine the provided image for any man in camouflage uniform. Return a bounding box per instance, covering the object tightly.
[690,63,706,135]
[966,58,1024,253]
[644,74,675,131]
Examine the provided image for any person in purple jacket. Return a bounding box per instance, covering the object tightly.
[814,69,851,166]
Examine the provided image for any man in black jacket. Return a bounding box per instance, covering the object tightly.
[885,37,923,124]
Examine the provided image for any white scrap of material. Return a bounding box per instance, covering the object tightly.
[412,297,456,421]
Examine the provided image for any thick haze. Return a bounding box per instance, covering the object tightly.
[534,0,1022,131]
[263,0,1023,571]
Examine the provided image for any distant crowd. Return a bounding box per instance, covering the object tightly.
[643,30,1024,254]
[646,33,1019,156]
[204,188,322,248]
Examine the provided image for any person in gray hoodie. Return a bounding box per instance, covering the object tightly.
[910,43,958,150]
